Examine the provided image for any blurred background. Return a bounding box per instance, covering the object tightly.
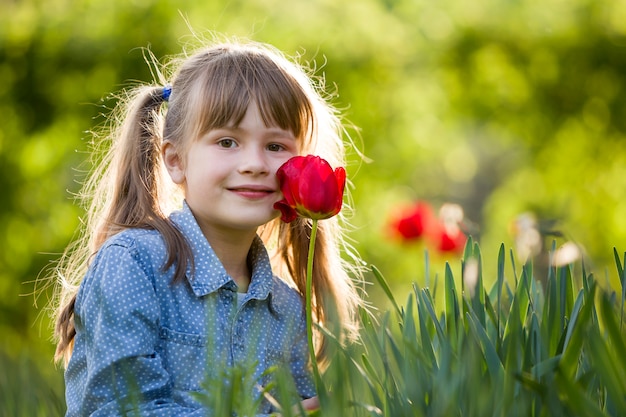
[2,0,626,413]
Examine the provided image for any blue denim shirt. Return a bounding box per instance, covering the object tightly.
[64,203,315,416]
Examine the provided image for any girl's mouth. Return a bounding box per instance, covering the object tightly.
[228,186,275,199]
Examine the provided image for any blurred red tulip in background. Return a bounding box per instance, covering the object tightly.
[388,201,467,254]
[389,201,435,241]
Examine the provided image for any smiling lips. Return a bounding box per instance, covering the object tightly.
[228,185,275,199]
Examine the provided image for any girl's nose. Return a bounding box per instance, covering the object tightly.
[238,147,270,175]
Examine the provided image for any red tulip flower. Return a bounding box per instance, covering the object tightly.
[273,154,347,400]
[430,224,467,253]
[427,203,467,253]
[390,201,434,241]
[389,201,468,254]
[274,155,346,223]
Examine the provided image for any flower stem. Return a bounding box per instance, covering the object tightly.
[306,219,322,393]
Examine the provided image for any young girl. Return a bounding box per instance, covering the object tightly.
[53,37,362,416]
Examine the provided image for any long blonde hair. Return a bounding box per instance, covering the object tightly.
[53,37,363,366]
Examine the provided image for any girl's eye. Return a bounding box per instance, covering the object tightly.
[218,138,237,148]
[267,143,285,152]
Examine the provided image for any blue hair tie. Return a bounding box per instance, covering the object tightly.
[162,85,172,102]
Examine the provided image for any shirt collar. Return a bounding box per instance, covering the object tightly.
[170,202,283,314]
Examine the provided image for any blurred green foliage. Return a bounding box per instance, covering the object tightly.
[1,0,626,411]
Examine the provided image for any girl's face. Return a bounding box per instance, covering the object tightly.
[163,102,298,237]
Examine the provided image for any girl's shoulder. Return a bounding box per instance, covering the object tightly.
[102,227,166,251]
[96,227,168,268]
[78,228,171,305]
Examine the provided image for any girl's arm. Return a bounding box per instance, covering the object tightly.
[66,241,207,416]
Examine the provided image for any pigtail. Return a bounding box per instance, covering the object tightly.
[98,86,191,277]
[53,85,191,365]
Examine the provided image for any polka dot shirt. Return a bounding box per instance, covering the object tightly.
[64,202,316,416]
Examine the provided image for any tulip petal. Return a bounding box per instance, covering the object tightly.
[334,167,346,213]
[277,157,306,207]
[300,163,330,213]
[273,200,298,223]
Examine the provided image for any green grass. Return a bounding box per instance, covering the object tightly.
[318,240,626,416]
[0,348,65,416]
[4,240,625,416]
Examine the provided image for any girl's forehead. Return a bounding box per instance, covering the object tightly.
[197,87,308,135]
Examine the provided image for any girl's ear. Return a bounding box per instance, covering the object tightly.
[162,141,186,184]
